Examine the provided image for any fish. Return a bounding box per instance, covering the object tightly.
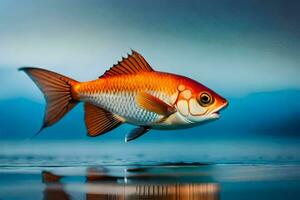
[20,50,228,142]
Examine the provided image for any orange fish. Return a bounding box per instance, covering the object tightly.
[20,50,228,142]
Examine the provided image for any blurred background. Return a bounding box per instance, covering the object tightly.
[0,0,299,141]
[1,1,300,199]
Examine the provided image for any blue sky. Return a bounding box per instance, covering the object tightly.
[0,0,300,101]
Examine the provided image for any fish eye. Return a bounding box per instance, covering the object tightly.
[198,92,214,106]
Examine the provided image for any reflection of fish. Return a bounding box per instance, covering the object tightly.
[42,167,220,200]
[20,50,228,141]
[42,171,71,200]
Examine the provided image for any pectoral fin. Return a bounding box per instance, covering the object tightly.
[125,126,151,142]
[136,92,176,116]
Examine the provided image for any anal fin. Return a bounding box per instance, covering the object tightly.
[125,126,151,142]
[84,103,123,137]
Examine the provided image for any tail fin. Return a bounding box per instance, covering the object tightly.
[19,67,79,135]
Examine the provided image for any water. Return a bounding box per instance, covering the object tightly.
[0,138,300,200]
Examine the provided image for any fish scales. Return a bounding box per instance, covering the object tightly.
[78,72,178,125]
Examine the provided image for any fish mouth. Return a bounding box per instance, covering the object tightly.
[210,112,220,119]
[210,101,228,119]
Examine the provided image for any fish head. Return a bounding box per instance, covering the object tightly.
[175,80,228,124]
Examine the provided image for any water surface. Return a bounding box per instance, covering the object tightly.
[1,138,299,200]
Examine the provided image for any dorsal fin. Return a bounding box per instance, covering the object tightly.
[100,50,154,78]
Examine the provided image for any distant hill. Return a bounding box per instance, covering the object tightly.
[197,89,300,137]
[0,89,299,140]
[0,98,87,139]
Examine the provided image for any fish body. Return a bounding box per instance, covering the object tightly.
[20,50,228,141]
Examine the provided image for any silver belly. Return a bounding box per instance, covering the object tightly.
[81,92,161,125]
